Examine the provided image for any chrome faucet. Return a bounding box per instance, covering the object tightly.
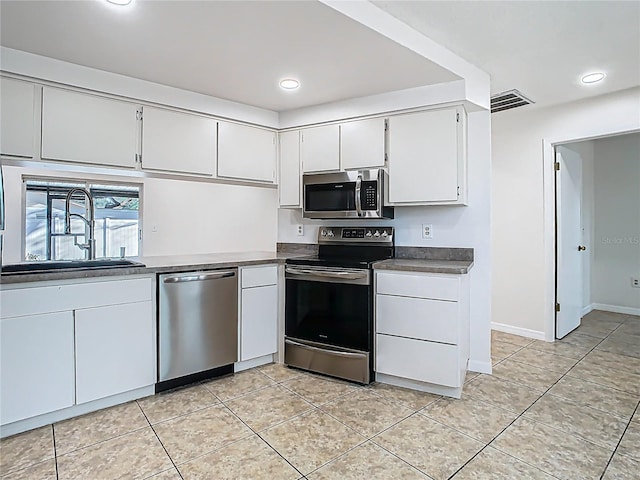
[64,187,96,260]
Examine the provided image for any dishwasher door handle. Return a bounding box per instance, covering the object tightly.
[163,271,236,283]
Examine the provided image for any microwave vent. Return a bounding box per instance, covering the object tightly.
[490,89,534,113]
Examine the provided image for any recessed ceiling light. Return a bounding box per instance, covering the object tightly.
[106,0,132,5]
[280,78,300,90]
[581,72,605,84]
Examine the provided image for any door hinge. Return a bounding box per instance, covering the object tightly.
[138,229,143,241]
[384,119,389,132]
[300,132,304,143]
[554,162,560,171]
[384,152,388,163]
[555,303,561,312]
[456,113,460,123]
[457,186,460,197]
[136,109,143,121]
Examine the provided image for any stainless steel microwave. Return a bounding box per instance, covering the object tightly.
[302,169,394,219]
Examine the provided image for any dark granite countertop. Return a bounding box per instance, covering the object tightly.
[0,251,309,285]
[373,258,473,274]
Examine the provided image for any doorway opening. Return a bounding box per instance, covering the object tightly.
[554,132,640,340]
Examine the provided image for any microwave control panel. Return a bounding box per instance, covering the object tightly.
[361,181,378,210]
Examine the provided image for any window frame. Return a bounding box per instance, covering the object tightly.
[21,175,144,261]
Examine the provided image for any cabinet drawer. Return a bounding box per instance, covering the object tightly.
[376,334,461,387]
[241,265,278,288]
[376,294,458,344]
[376,271,459,301]
[0,277,153,318]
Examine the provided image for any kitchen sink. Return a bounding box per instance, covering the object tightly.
[1,259,146,274]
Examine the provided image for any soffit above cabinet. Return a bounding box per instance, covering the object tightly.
[0,0,459,113]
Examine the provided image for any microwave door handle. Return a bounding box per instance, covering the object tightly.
[355,175,363,216]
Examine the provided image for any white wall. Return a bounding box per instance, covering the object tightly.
[492,87,640,338]
[591,133,640,311]
[1,164,278,262]
[279,109,493,372]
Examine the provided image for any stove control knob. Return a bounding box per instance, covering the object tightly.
[374,230,381,237]
[365,230,373,238]
[381,231,388,238]
[327,230,335,237]
[320,229,327,237]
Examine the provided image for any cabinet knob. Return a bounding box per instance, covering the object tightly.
[578,245,587,251]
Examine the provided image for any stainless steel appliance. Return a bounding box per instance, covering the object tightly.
[303,169,394,219]
[285,226,393,384]
[158,269,238,391]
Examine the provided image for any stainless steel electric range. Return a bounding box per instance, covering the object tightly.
[284,226,394,384]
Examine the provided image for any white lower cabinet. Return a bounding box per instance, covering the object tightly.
[75,301,155,404]
[239,265,278,362]
[0,311,75,425]
[375,270,469,397]
[0,276,155,430]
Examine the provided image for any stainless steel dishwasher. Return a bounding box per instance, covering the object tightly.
[158,269,238,390]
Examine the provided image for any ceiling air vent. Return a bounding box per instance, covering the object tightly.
[490,89,534,113]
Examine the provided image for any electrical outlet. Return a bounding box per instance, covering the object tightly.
[296,224,304,236]
[422,224,433,239]
[632,277,640,288]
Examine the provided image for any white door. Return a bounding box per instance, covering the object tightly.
[300,124,340,173]
[556,146,585,338]
[341,117,386,170]
[278,130,301,207]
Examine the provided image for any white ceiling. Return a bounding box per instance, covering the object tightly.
[0,0,458,112]
[1,1,638,113]
[374,0,640,109]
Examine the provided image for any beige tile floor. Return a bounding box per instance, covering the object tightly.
[1,310,638,479]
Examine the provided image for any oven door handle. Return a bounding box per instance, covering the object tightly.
[285,266,369,280]
[355,174,363,217]
[285,339,367,359]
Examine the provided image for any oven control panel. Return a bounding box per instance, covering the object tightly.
[318,227,393,244]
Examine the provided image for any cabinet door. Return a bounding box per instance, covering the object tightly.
[41,87,138,168]
[218,121,276,183]
[301,124,340,173]
[240,285,278,361]
[0,77,35,158]
[279,130,301,207]
[141,106,216,175]
[341,117,385,170]
[75,301,154,404]
[387,108,461,204]
[0,311,75,425]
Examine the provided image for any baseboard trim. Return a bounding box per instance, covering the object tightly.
[582,304,594,317]
[234,354,275,372]
[468,360,492,374]
[591,304,640,316]
[491,322,546,341]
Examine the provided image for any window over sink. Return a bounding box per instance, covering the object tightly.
[23,178,141,261]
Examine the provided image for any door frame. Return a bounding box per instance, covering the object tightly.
[542,127,640,341]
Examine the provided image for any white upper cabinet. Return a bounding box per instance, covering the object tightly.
[218,121,276,183]
[387,107,466,205]
[341,117,386,170]
[301,124,340,173]
[278,130,301,207]
[0,77,35,158]
[41,87,138,168]
[141,106,216,176]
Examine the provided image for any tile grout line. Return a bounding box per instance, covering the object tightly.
[137,400,185,480]
[52,424,59,480]
[447,318,628,479]
[598,400,640,479]
[218,399,309,479]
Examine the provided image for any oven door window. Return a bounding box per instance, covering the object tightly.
[305,182,356,212]
[285,278,370,351]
